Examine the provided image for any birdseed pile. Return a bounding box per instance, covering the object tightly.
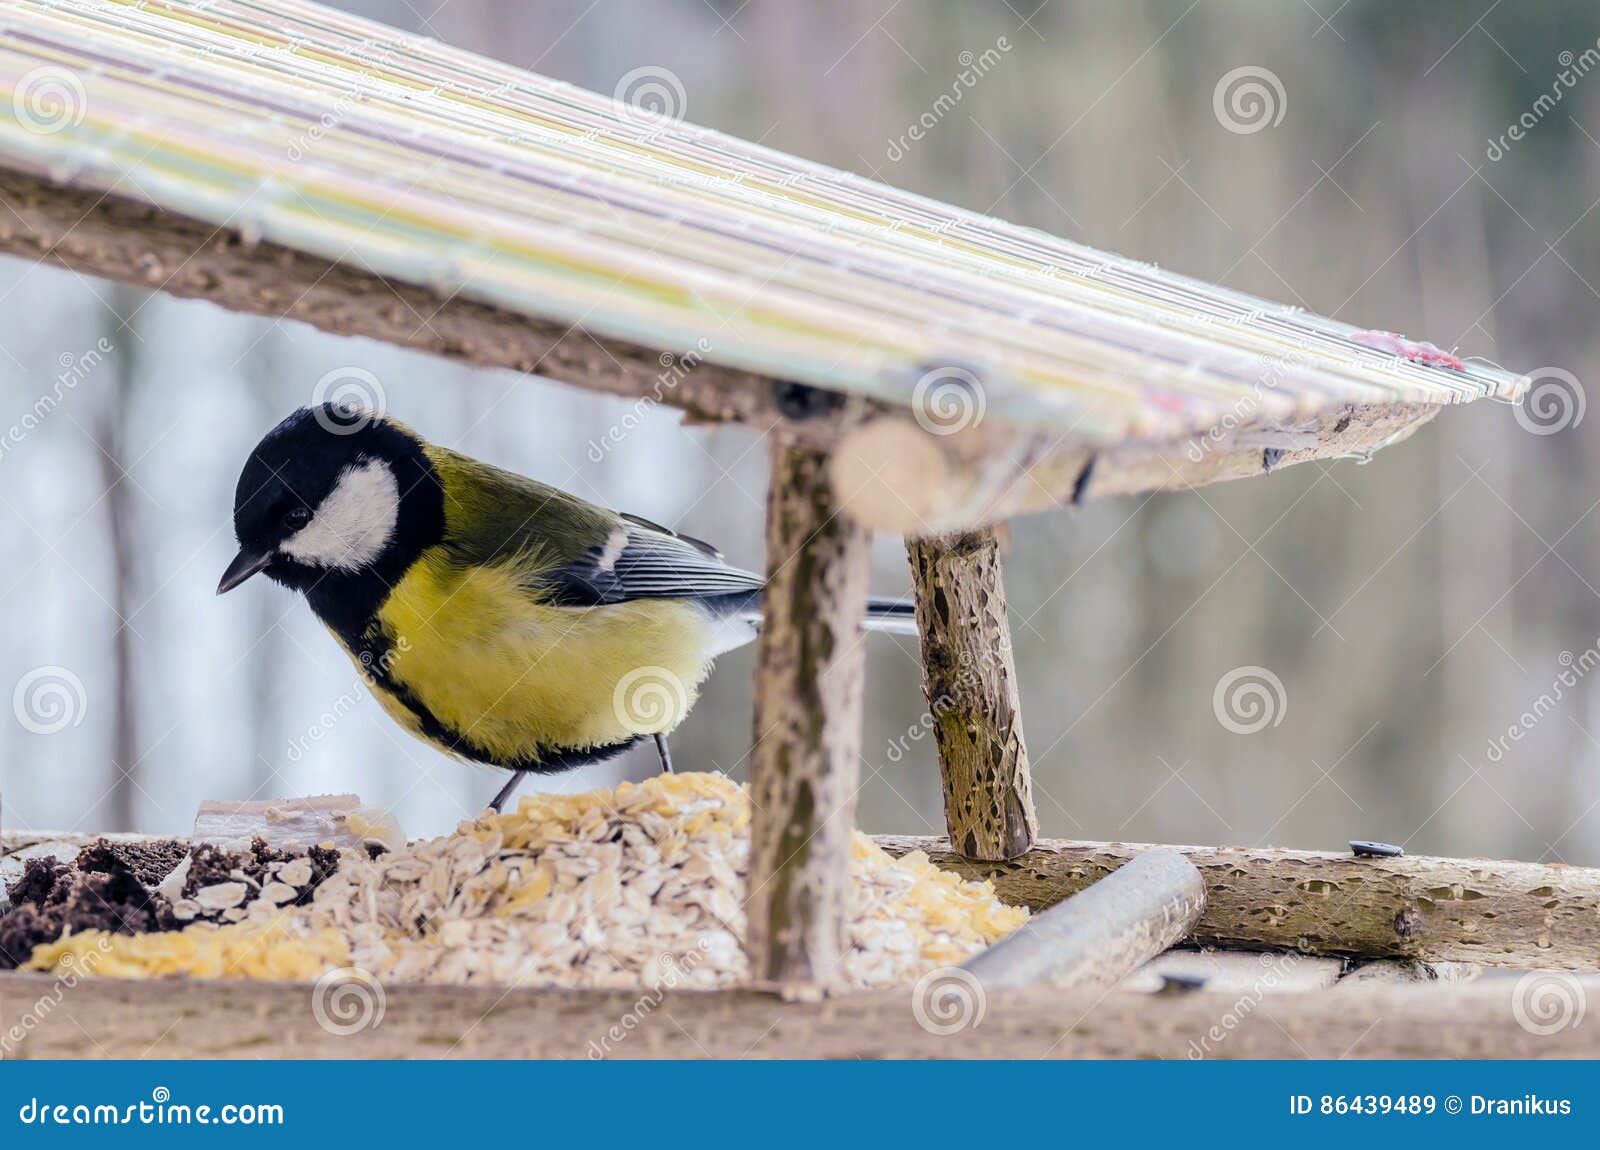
[24,772,1026,989]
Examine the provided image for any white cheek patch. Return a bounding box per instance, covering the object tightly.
[280,459,400,570]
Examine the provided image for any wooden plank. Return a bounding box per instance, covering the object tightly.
[880,835,1600,971]
[963,851,1203,988]
[0,169,1442,530]
[905,527,1037,859]
[2,971,1594,1059]
[832,401,1438,533]
[1121,948,1344,994]
[745,443,871,996]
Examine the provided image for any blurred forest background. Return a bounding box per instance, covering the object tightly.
[4,0,1600,867]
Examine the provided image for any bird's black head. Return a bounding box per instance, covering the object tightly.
[221,405,444,629]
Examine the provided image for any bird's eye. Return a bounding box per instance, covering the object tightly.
[282,507,312,530]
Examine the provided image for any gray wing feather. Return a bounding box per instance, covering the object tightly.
[542,516,763,607]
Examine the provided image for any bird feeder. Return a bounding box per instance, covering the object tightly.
[2,0,1592,1059]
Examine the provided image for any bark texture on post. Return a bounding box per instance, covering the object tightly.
[879,835,1600,971]
[906,528,1038,860]
[746,442,871,997]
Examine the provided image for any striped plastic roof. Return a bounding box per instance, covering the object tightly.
[0,0,1526,446]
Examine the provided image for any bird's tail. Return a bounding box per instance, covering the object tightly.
[703,591,919,637]
[863,596,918,636]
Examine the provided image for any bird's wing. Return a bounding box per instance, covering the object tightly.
[424,446,762,608]
[541,512,765,607]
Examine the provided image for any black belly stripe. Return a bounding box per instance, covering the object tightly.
[333,614,641,775]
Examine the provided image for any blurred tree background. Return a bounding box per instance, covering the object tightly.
[4,0,1599,867]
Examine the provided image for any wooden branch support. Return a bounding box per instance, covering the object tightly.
[905,527,1038,860]
[961,850,1204,989]
[745,442,872,997]
[880,835,1600,971]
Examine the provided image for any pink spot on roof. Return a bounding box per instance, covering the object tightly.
[1350,329,1466,372]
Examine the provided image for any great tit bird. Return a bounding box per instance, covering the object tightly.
[220,405,915,810]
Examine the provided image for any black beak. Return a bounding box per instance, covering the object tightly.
[217,548,273,595]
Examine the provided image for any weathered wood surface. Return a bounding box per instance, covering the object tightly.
[2,972,1594,1059]
[882,835,1600,970]
[1332,958,1479,988]
[745,444,871,996]
[963,851,1203,988]
[0,168,1439,529]
[905,527,1037,860]
[1123,948,1347,994]
[829,402,1437,533]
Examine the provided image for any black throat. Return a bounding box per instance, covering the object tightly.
[270,437,445,650]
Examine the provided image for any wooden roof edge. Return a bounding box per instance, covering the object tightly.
[0,166,1445,533]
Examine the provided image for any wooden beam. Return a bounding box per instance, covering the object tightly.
[0,166,1439,532]
[745,442,871,997]
[3,971,1595,1059]
[962,851,1204,988]
[830,402,1436,533]
[880,835,1600,971]
[905,527,1037,860]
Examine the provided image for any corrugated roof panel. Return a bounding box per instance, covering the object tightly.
[0,0,1526,445]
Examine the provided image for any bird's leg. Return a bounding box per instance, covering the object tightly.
[488,771,526,813]
[653,732,675,774]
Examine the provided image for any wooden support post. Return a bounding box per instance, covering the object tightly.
[879,834,1600,971]
[906,527,1039,860]
[746,441,871,997]
[960,851,1204,989]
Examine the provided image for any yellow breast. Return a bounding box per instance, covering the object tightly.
[361,550,713,763]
